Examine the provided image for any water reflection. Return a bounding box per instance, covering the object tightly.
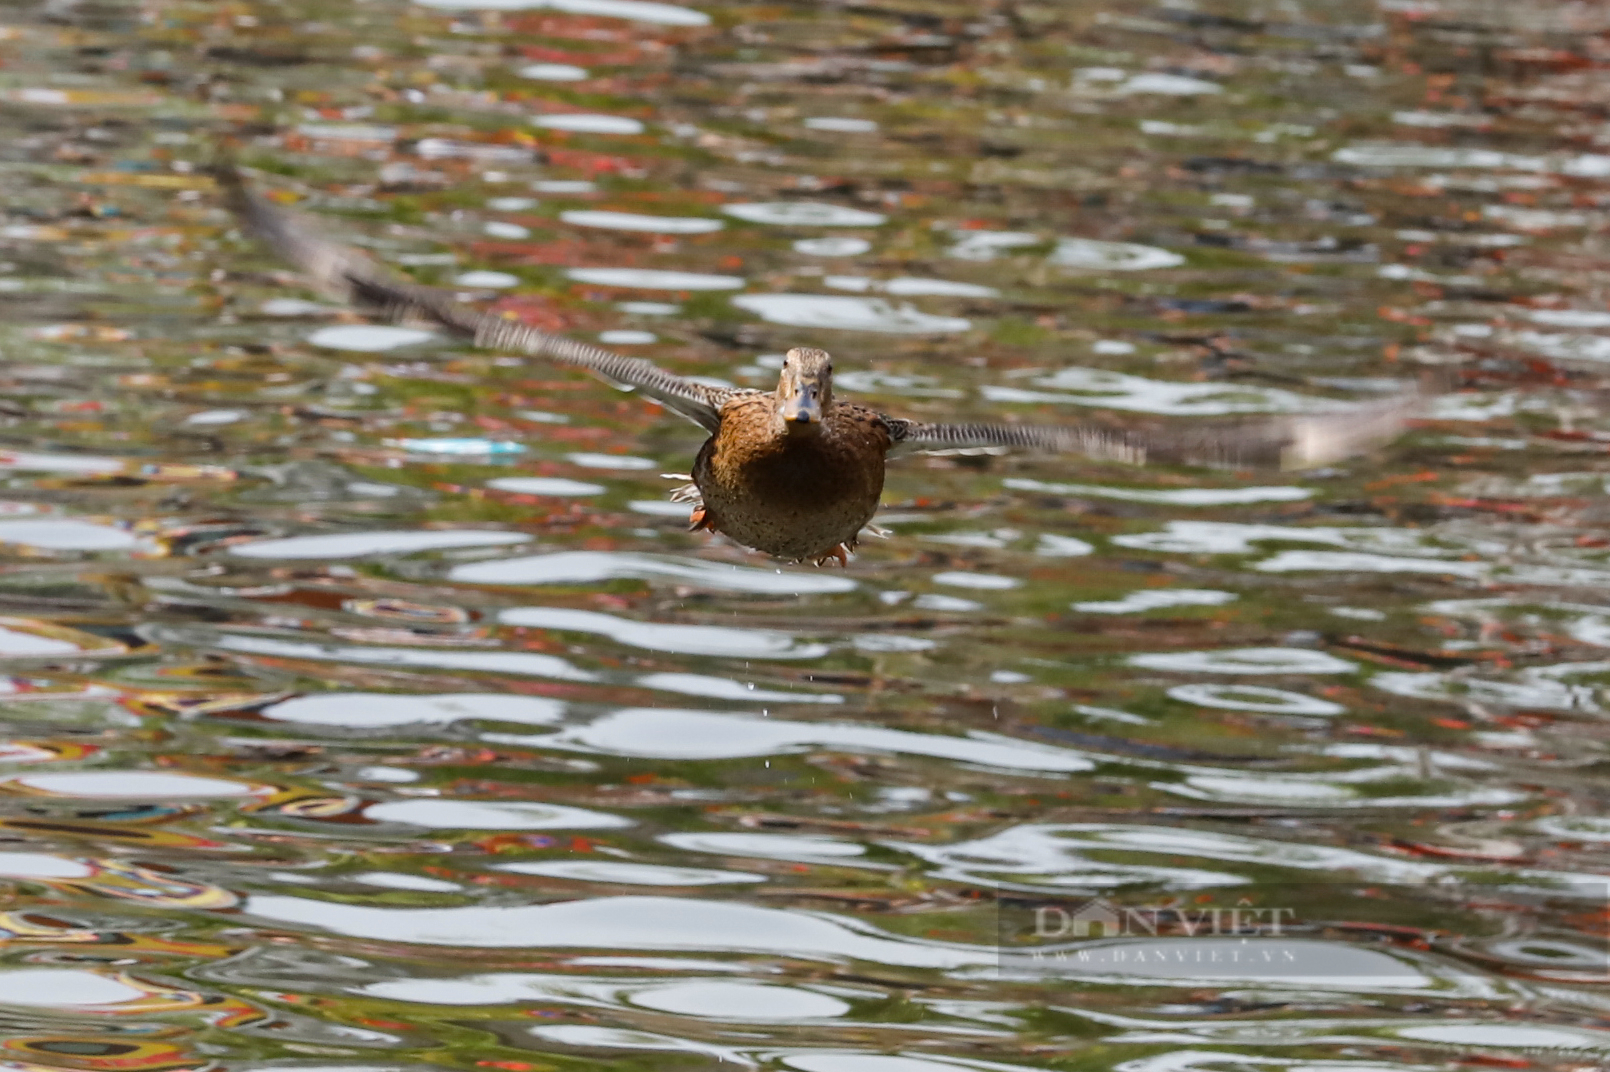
[231,530,531,559]
[0,969,152,1009]
[524,707,1094,770]
[497,860,764,884]
[364,799,633,830]
[261,692,564,728]
[248,893,983,966]
[449,551,857,593]
[499,606,827,658]
[0,0,1603,1063]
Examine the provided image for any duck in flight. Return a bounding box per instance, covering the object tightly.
[218,166,1413,566]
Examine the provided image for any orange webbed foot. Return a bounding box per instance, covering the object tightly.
[811,544,851,568]
[688,506,717,533]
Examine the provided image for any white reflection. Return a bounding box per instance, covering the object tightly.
[1048,237,1183,270]
[247,893,982,966]
[787,1056,1037,1072]
[499,607,827,659]
[519,62,587,80]
[518,708,1093,770]
[353,872,463,892]
[0,852,93,879]
[632,672,843,704]
[0,969,145,1008]
[533,114,643,135]
[1073,590,1235,614]
[262,692,563,729]
[454,270,519,288]
[1256,551,1488,578]
[0,520,138,551]
[209,633,594,682]
[531,1024,753,1065]
[983,368,1333,417]
[1166,684,1342,716]
[230,530,528,560]
[824,276,997,298]
[8,771,265,799]
[0,453,123,475]
[561,210,722,233]
[1396,1023,1610,1050]
[946,230,1040,261]
[308,325,434,351]
[1128,648,1357,675]
[932,572,1020,591]
[1006,478,1309,506]
[566,268,744,290]
[661,832,865,862]
[795,237,871,256]
[488,477,604,496]
[450,551,856,594]
[450,0,709,26]
[892,823,1438,891]
[733,294,970,334]
[497,860,763,885]
[723,203,886,226]
[366,799,632,830]
[632,980,847,1019]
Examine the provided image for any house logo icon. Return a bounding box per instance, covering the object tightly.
[1068,897,1124,937]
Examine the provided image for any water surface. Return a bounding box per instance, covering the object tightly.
[0,0,1605,1069]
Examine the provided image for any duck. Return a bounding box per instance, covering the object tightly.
[217,165,1414,565]
[682,344,1141,564]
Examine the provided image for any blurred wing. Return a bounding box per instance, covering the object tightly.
[883,395,1416,469]
[1138,395,1420,470]
[883,419,1146,464]
[215,159,385,304]
[217,164,730,433]
[1275,394,1421,470]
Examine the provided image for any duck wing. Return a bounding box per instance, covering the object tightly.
[881,394,1417,470]
[881,418,1146,464]
[217,164,731,434]
[1143,394,1420,469]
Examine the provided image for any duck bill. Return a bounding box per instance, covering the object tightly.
[780,388,822,427]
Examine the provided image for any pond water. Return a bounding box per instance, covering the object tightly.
[0,0,1606,1068]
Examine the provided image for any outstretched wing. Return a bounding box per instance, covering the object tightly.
[882,395,1416,470]
[216,164,732,433]
[1136,396,1419,470]
[882,418,1146,464]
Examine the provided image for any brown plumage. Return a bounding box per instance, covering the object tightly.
[689,349,892,564]
[218,163,1419,565]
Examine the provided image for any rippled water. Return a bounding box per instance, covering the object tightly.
[1,0,1609,1068]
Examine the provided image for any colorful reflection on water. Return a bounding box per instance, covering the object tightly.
[0,0,1604,1069]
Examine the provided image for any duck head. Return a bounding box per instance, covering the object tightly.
[775,346,834,434]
